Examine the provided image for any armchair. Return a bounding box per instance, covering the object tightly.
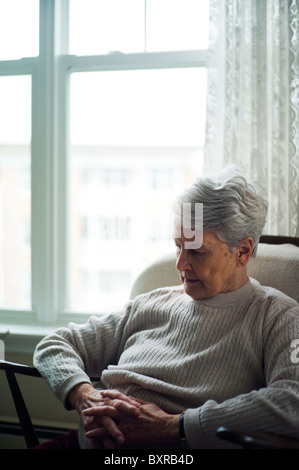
[1,235,299,449]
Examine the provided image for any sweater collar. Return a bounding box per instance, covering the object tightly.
[188,277,258,308]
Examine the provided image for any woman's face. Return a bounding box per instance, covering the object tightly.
[174,231,251,300]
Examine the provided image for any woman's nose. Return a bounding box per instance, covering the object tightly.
[176,249,192,271]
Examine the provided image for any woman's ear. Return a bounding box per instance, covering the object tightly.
[236,237,254,267]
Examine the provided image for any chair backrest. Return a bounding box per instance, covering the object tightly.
[247,243,299,302]
[130,240,299,303]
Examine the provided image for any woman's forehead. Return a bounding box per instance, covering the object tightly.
[174,231,222,249]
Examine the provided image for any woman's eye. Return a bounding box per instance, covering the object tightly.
[193,250,205,256]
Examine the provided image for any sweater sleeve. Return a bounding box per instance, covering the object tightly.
[33,303,133,408]
[184,302,299,449]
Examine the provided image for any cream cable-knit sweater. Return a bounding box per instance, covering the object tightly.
[34,278,299,449]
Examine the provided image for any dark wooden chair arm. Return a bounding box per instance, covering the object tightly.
[0,360,42,448]
[0,360,41,377]
[217,427,299,449]
[0,360,100,448]
[259,235,299,246]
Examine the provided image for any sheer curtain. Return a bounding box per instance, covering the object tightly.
[204,0,299,236]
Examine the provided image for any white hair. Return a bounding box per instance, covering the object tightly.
[174,167,268,258]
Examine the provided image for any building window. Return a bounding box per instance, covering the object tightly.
[99,217,131,241]
[100,170,130,187]
[151,169,174,190]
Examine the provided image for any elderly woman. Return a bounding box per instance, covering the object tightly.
[34,168,299,449]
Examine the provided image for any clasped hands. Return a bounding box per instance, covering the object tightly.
[68,383,180,449]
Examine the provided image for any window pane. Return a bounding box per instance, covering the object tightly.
[69,68,206,312]
[146,0,210,52]
[70,69,206,147]
[0,76,31,308]
[0,0,39,60]
[69,0,145,55]
[69,0,210,55]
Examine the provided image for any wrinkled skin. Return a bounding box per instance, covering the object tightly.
[68,384,180,449]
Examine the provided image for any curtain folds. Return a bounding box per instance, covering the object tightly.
[204,0,299,236]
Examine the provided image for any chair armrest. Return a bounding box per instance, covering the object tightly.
[0,360,100,448]
[0,360,42,448]
[217,427,299,449]
[0,360,99,381]
[0,360,41,377]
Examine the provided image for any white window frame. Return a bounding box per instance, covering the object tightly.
[0,0,215,354]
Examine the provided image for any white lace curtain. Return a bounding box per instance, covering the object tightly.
[204,0,299,236]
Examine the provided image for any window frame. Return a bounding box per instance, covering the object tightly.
[0,0,215,354]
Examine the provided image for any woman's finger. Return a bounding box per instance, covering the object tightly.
[85,425,124,447]
[101,415,125,445]
[82,405,118,418]
[109,398,140,416]
[83,400,140,417]
[83,411,125,445]
[101,390,141,406]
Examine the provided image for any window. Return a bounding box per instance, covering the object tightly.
[0,0,212,335]
[0,75,32,309]
[0,0,39,60]
[69,0,209,55]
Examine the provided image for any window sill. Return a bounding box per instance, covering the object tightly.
[0,323,57,356]
[0,309,105,356]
